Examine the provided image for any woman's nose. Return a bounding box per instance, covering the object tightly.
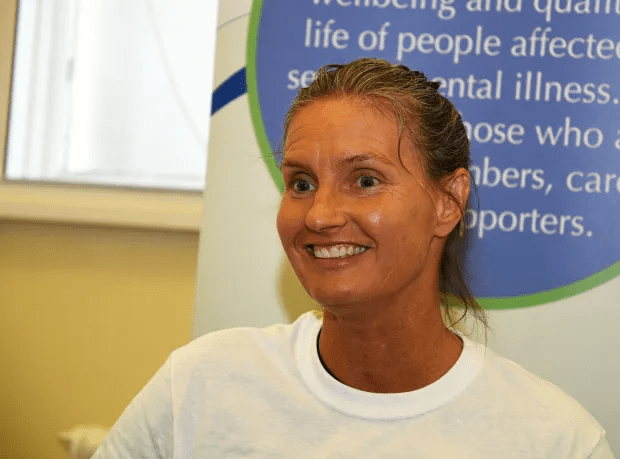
[304,187,348,232]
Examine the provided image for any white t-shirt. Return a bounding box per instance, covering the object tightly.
[93,312,615,458]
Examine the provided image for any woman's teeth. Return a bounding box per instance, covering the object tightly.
[312,244,368,259]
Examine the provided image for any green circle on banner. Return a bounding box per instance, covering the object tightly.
[247,0,284,194]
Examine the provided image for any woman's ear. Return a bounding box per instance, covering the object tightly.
[434,168,470,238]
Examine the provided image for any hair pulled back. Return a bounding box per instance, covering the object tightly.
[283,58,487,329]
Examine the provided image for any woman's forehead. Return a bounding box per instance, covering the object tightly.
[286,98,398,144]
[283,97,421,171]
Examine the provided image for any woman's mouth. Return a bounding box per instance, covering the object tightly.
[307,244,369,259]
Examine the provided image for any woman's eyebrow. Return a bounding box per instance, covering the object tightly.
[280,159,307,170]
[339,152,395,167]
[339,153,392,164]
[282,152,394,170]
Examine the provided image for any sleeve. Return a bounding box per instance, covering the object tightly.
[92,357,174,459]
[588,433,616,459]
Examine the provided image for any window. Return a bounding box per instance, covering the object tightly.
[5,0,218,191]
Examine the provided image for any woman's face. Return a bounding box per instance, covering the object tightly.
[277,97,449,308]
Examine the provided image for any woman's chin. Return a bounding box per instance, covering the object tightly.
[306,285,371,310]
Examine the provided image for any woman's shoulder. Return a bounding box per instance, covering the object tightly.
[168,311,320,375]
[475,343,592,412]
[464,338,607,454]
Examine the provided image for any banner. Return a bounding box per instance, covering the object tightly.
[195,1,619,453]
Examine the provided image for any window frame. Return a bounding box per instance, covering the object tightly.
[0,0,202,232]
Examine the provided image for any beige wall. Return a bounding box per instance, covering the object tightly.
[0,2,198,458]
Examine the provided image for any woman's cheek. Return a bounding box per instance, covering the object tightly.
[277,199,304,244]
[367,211,382,227]
[276,204,291,245]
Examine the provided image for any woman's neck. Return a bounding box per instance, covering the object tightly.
[317,300,463,393]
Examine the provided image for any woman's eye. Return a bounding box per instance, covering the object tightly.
[357,175,379,188]
[291,178,316,193]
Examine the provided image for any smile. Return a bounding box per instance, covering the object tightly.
[308,244,368,259]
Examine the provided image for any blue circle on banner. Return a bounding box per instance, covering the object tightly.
[247,0,620,308]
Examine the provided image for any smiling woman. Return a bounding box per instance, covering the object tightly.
[278,60,482,330]
[93,59,615,459]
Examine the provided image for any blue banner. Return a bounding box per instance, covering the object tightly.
[248,0,620,307]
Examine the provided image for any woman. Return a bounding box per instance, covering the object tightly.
[94,58,614,458]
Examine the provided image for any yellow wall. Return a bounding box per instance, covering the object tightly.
[0,2,199,458]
